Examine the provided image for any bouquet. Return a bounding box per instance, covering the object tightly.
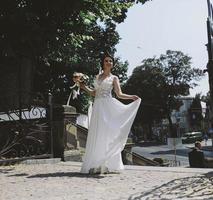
[66,72,89,105]
[72,72,89,85]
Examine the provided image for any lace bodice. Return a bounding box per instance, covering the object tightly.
[93,74,114,98]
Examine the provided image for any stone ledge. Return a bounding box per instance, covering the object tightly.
[59,161,213,174]
[21,158,61,165]
[0,154,51,166]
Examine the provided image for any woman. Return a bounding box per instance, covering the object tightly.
[79,53,141,174]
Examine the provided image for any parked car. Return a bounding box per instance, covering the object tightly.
[181,132,203,144]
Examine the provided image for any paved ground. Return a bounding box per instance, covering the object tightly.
[1,161,213,200]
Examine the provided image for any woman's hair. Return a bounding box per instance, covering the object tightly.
[100,51,114,69]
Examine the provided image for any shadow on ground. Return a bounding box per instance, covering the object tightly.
[8,173,29,177]
[27,172,105,179]
[0,168,14,174]
[128,172,213,200]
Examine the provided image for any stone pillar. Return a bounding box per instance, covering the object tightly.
[52,104,78,160]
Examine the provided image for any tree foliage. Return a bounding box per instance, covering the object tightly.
[188,94,203,130]
[124,50,204,137]
[0,0,149,112]
[0,0,149,67]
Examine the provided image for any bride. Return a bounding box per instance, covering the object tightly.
[79,52,141,174]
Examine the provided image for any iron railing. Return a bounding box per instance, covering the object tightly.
[0,92,52,159]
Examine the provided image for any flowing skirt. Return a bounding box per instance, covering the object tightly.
[80,97,141,174]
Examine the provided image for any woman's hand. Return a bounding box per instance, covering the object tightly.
[73,72,89,85]
[79,81,86,89]
[78,81,95,96]
[131,95,140,101]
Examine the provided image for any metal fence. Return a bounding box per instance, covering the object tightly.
[0,92,53,159]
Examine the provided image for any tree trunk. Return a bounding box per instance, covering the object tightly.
[167,113,177,137]
[148,123,153,140]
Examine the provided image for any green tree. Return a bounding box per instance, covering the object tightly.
[188,94,203,130]
[124,50,204,138]
[0,0,150,112]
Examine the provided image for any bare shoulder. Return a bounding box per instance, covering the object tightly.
[112,74,119,81]
[95,74,100,80]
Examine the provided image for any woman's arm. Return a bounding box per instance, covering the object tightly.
[113,76,139,100]
[79,83,96,97]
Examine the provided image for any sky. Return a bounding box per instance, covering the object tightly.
[115,0,209,97]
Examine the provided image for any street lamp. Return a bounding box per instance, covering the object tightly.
[206,0,213,147]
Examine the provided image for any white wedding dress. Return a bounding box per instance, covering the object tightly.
[80,74,141,174]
